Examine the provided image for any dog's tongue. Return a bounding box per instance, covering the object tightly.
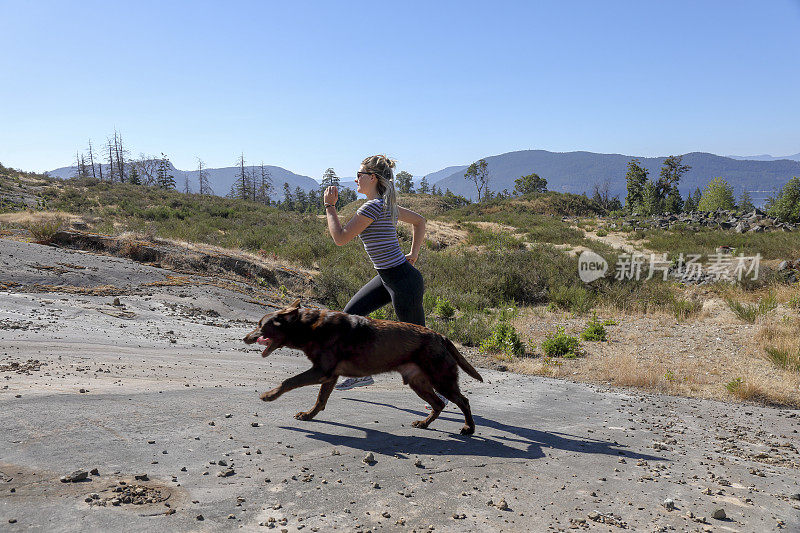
[256,336,271,346]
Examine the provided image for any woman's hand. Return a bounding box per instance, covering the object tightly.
[324,186,338,206]
[406,252,418,265]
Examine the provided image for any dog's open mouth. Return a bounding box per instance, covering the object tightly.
[256,336,278,357]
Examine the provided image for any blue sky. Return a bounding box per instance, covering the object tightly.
[1,0,799,178]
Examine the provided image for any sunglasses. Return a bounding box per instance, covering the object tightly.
[356,171,376,179]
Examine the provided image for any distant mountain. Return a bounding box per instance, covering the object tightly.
[431,150,800,205]
[419,165,469,185]
[47,162,323,197]
[726,153,800,162]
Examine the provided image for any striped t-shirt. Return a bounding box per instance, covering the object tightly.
[356,198,407,269]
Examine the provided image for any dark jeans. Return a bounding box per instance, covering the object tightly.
[343,261,425,326]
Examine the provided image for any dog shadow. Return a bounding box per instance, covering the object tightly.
[279,397,666,462]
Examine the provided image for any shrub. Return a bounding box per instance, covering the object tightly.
[429,312,492,347]
[26,217,64,243]
[670,296,702,320]
[479,321,525,359]
[541,326,581,358]
[764,347,800,372]
[725,293,777,323]
[549,285,593,314]
[725,377,745,395]
[433,297,455,318]
[580,313,607,341]
[596,228,608,237]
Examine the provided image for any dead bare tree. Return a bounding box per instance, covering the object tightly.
[87,139,98,180]
[106,138,115,182]
[197,158,213,196]
[113,130,128,182]
[134,154,159,186]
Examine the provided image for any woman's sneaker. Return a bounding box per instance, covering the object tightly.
[335,376,374,390]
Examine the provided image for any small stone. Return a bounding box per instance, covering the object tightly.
[251,422,259,427]
[496,498,509,511]
[218,459,228,466]
[79,388,87,393]
[381,511,391,518]
[8,519,17,524]
[208,421,215,426]
[373,482,381,489]
[414,458,424,468]
[196,514,204,521]
[113,297,121,306]
[134,473,149,481]
[228,514,236,519]
[60,470,88,483]
[363,452,375,463]
[712,508,726,520]
[217,468,235,477]
[225,413,232,418]
[663,498,675,511]
[790,493,800,501]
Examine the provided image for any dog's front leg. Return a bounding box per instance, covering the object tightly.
[294,377,337,420]
[260,367,328,402]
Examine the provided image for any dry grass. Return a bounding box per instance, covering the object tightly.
[483,301,800,407]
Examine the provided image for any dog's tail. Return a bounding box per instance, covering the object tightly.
[445,337,484,382]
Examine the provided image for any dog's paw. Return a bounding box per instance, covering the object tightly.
[294,411,314,421]
[259,389,280,402]
[411,420,429,429]
[460,425,475,435]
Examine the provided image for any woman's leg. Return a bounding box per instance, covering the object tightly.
[337,275,391,390]
[343,274,392,317]
[378,262,425,326]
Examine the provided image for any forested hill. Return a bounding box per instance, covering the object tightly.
[46,161,319,196]
[434,150,800,203]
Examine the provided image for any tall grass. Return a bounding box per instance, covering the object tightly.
[725,293,777,323]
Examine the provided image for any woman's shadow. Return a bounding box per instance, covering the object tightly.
[279,397,666,462]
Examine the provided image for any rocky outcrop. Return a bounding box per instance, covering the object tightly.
[613,209,797,233]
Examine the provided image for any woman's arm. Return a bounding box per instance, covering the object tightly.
[397,205,426,265]
[324,186,372,246]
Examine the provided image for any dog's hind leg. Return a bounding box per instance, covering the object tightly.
[294,377,337,421]
[260,367,328,402]
[408,375,445,429]
[436,384,476,435]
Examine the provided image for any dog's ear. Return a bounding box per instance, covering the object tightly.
[288,298,301,310]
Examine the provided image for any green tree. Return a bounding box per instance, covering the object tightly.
[128,165,141,185]
[683,192,696,212]
[657,155,691,199]
[464,159,490,202]
[395,170,414,193]
[738,189,755,213]
[639,180,662,215]
[156,153,175,189]
[766,177,800,222]
[282,182,293,210]
[419,175,430,194]
[624,159,649,213]
[321,168,339,189]
[514,173,547,195]
[697,177,736,211]
[664,186,684,213]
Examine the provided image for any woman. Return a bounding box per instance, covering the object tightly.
[323,154,430,392]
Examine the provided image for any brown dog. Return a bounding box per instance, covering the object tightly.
[243,299,483,434]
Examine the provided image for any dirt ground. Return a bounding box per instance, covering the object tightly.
[1,236,799,531]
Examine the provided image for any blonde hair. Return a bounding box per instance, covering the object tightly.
[361,154,398,225]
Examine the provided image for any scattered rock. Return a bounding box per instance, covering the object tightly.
[712,508,726,520]
[60,470,88,483]
[134,474,149,481]
[663,498,675,511]
[363,452,375,464]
